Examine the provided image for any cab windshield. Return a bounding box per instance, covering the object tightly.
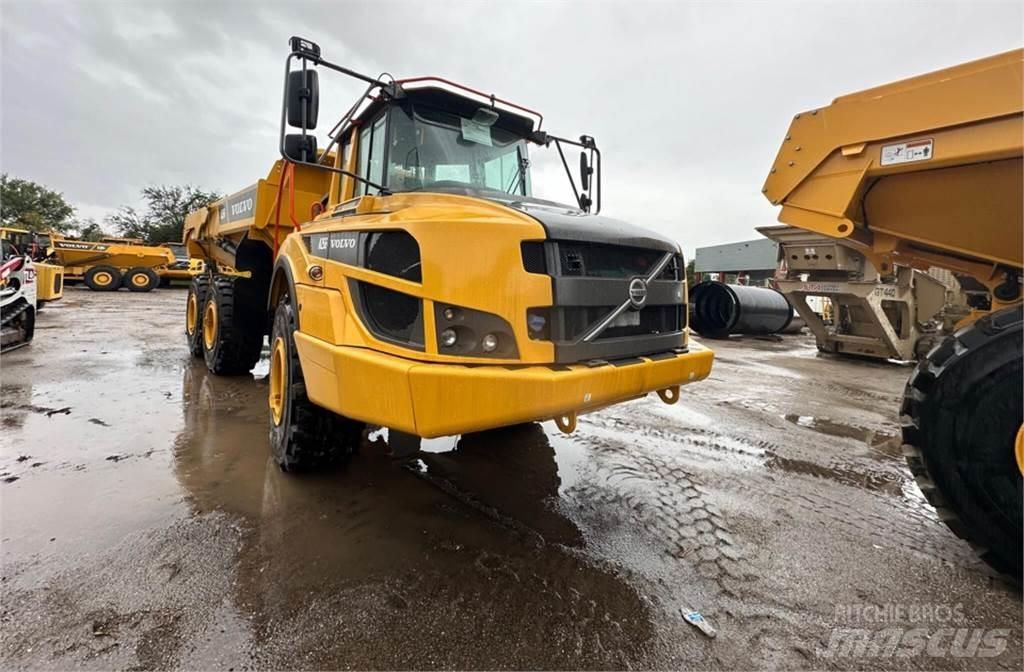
[384,103,530,197]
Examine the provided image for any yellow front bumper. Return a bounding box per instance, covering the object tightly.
[294,333,714,438]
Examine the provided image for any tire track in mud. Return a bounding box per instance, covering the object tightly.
[567,406,980,577]
[560,426,754,597]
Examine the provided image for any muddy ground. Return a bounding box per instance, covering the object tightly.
[1,288,1020,670]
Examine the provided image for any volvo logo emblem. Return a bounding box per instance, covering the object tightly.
[628,277,648,309]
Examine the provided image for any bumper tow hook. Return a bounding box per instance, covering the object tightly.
[657,386,680,404]
[554,411,578,434]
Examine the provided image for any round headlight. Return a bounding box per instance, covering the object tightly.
[307,264,324,281]
[481,333,498,352]
[443,306,457,321]
[440,328,457,348]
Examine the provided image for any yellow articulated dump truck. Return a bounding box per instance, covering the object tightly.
[51,235,176,292]
[184,37,713,470]
[764,49,1022,579]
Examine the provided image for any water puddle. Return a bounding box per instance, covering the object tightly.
[783,414,900,456]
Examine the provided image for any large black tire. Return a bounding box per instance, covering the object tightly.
[123,267,159,292]
[84,266,122,291]
[268,296,364,471]
[185,275,209,358]
[901,305,1023,580]
[0,301,35,352]
[201,276,263,375]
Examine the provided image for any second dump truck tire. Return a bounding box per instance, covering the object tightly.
[124,267,159,292]
[201,276,263,375]
[185,275,209,357]
[269,296,364,471]
[84,266,122,291]
[901,305,1023,581]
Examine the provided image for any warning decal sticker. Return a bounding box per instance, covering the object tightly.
[880,138,933,166]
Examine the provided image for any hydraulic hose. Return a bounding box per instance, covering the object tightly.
[689,281,793,338]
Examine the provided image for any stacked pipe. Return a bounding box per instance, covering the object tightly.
[689,281,793,338]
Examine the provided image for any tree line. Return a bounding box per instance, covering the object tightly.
[0,174,220,244]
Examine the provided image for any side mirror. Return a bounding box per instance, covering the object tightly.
[284,134,318,163]
[287,69,319,129]
[579,151,591,191]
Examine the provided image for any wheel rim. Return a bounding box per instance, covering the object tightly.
[131,273,148,287]
[203,300,217,350]
[94,271,112,287]
[186,293,198,335]
[269,336,286,426]
[1016,424,1024,477]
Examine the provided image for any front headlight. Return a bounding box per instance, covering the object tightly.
[434,303,518,358]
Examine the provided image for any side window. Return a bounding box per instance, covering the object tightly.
[356,114,388,196]
[357,125,372,196]
[367,116,386,190]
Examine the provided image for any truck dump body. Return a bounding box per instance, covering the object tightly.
[763,49,1022,296]
[52,239,176,271]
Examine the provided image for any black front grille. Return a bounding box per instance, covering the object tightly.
[562,306,684,340]
[525,239,687,362]
[557,242,680,280]
[521,242,546,274]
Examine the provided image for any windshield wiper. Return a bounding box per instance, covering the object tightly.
[505,155,529,194]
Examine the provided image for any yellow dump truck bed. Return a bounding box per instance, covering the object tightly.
[51,239,176,270]
[762,49,1023,297]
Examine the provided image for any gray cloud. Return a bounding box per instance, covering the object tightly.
[2,0,1020,254]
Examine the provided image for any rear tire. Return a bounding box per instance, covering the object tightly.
[201,276,263,375]
[84,266,122,291]
[269,295,364,471]
[124,267,159,292]
[185,275,210,358]
[901,305,1023,580]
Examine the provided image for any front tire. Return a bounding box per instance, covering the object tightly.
[901,305,1023,580]
[201,276,263,375]
[269,296,363,471]
[124,267,159,292]
[185,276,210,358]
[84,266,122,291]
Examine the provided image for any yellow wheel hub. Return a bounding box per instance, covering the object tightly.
[94,271,112,286]
[1015,424,1024,477]
[131,273,148,287]
[186,293,198,336]
[269,336,287,426]
[203,300,217,351]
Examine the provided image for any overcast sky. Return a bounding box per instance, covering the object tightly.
[1,1,1021,255]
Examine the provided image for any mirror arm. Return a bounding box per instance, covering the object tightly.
[286,160,390,196]
[316,80,380,168]
[553,138,584,212]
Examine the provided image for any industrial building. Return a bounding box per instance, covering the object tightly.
[693,237,778,285]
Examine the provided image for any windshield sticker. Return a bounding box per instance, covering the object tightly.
[460,118,493,147]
